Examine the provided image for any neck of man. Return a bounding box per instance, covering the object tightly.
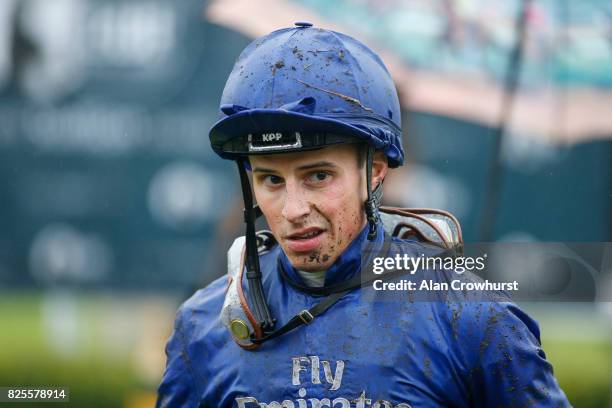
[296,269,326,288]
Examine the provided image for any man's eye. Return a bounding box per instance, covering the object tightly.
[308,171,330,183]
[264,175,283,185]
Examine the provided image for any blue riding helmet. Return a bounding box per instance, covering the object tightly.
[209,22,404,168]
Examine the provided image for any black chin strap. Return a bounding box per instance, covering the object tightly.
[237,161,275,331]
[365,146,383,240]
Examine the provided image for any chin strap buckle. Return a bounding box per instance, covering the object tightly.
[365,199,379,240]
[365,180,383,240]
[298,310,314,325]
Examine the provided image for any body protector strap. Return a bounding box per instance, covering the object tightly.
[221,206,463,349]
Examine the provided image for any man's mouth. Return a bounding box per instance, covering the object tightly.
[285,228,326,252]
[288,229,324,239]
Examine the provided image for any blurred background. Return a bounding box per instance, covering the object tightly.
[0,0,610,406]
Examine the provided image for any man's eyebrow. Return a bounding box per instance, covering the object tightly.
[296,161,338,171]
[252,161,338,173]
[252,166,278,173]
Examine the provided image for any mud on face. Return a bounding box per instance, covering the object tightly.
[249,144,376,272]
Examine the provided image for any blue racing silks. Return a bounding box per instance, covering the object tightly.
[157,225,571,407]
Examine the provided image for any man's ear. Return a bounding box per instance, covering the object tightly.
[372,150,388,190]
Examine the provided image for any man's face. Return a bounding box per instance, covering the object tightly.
[249,144,367,271]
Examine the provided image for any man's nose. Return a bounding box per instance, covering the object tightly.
[282,182,310,222]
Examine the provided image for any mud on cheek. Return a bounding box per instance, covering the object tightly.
[334,205,362,249]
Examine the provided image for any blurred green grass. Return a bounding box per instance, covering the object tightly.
[528,304,612,407]
[0,294,610,407]
[0,292,153,408]
[542,339,611,408]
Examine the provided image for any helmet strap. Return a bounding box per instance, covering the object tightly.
[236,160,276,331]
[365,146,383,240]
